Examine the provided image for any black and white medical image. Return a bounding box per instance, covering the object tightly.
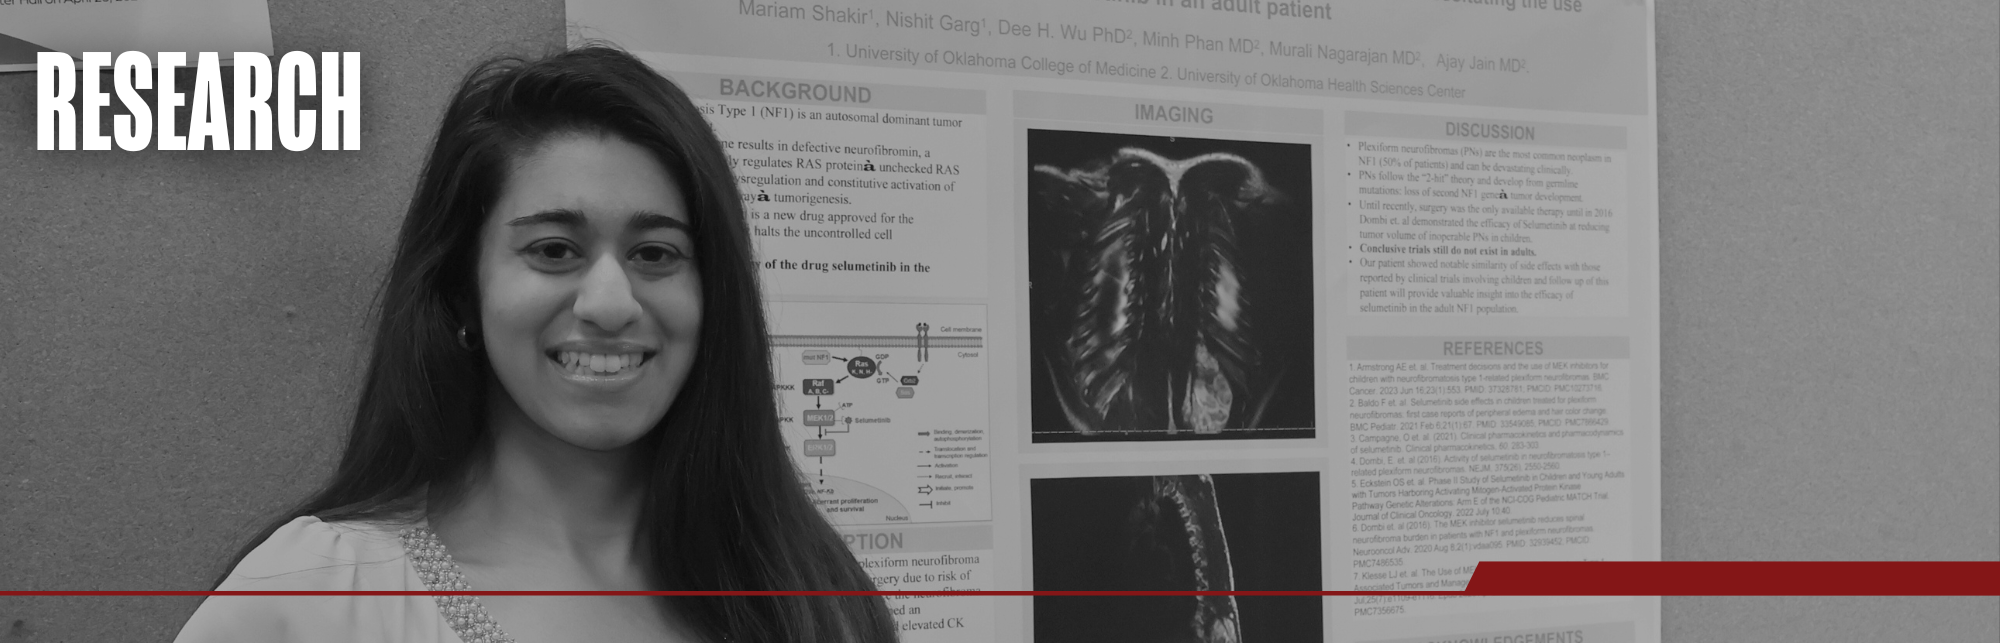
[1027,129,1316,443]
[1031,472,1323,643]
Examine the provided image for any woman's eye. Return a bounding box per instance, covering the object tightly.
[521,240,583,269]
[630,244,690,274]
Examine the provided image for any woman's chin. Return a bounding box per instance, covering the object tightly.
[537,412,661,452]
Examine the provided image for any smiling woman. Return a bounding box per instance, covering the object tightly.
[479,135,705,454]
[171,46,896,643]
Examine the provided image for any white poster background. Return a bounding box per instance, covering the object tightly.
[567,1,1661,641]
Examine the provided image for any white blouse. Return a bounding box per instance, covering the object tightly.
[174,515,515,643]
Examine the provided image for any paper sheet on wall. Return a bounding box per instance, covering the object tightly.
[566,1,1661,641]
[0,0,272,73]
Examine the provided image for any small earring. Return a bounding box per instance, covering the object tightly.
[457,326,481,351]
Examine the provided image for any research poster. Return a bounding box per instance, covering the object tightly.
[567,1,1661,641]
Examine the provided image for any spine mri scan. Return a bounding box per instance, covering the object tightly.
[1032,148,1289,436]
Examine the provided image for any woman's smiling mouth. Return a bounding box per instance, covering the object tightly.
[548,350,654,378]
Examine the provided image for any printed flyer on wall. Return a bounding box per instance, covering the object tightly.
[567,1,1661,641]
[0,0,272,73]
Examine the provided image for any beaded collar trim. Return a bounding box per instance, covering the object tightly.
[399,525,517,643]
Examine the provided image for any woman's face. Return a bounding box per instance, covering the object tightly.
[475,133,702,451]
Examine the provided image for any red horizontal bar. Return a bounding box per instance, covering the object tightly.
[6,563,1993,596]
[1463,561,2000,596]
[2,591,1450,597]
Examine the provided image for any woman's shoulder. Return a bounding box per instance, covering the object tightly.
[219,514,419,589]
[174,514,454,643]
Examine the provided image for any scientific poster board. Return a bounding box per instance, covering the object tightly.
[567,1,1662,641]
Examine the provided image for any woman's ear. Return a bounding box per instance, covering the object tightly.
[449,235,486,334]
[440,274,483,352]
[451,298,482,343]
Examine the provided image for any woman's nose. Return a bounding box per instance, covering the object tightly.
[573,254,641,332]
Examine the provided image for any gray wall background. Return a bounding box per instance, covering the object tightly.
[1,0,1994,640]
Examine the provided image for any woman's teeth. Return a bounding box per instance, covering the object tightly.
[555,351,645,375]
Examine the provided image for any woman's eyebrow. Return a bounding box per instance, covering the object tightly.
[506,209,586,228]
[631,211,692,232]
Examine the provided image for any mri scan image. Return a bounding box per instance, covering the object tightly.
[1032,472,1323,642]
[1029,130,1316,442]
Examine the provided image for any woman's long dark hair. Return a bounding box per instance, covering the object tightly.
[220,46,896,643]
